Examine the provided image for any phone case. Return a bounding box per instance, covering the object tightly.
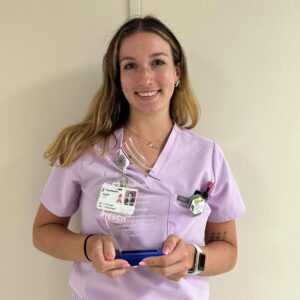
[115,249,164,266]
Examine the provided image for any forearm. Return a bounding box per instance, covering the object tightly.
[33,223,89,262]
[200,241,237,276]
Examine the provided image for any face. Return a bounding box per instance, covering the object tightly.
[119,32,180,118]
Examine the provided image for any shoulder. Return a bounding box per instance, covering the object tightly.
[84,128,123,160]
[174,124,215,149]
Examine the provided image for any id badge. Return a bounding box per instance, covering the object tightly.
[97,183,138,216]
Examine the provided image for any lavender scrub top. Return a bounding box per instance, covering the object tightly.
[40,124,245,300]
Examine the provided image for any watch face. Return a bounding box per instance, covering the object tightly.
[198,253,206,271]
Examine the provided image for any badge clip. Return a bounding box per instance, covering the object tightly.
[115,149,130,187]
[177,181,214,216]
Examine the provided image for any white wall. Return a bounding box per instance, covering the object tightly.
[0,1,127,299]
[1,1,299,299]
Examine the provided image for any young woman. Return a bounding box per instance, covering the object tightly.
[33,16,245,300]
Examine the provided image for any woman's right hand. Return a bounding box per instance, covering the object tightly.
[86,234,131,279]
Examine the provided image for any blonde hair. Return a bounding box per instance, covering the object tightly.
[45,16,200,167]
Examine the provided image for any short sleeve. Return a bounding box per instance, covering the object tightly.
[40,158,82,217]
[208,143,246,222]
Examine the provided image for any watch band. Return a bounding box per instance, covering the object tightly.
[188,243,205,275]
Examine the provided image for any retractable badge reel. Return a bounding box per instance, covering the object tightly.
[115,149,130,187]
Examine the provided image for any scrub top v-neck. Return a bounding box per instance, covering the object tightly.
[118,124,178,186]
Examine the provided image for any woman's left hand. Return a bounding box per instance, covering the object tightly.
[140,234,195,281]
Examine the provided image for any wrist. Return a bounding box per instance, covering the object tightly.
[188,244,206,275]
[187,243,196,270]
[84,234,95,261]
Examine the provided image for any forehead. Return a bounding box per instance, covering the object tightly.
[119,32,172,59]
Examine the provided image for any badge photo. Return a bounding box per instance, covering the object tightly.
[97,183,138,216]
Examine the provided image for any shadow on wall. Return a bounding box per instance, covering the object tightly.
[32,64,102,197]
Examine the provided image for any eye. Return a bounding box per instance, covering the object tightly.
[152,59,165,66]
[123,62,136,70]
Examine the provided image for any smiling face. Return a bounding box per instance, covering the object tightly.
[119,32,180,120]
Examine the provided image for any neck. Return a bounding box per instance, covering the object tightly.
[126,112,173,138]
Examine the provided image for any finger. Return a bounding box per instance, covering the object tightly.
[90,237,105,263]
[150,259,189,278]
[104,265,132,279]
[101,235,116,261]
[93,258,130,273]
[90,236,129,273]
[163,234,181,255]
[140,235,182,266]
[142,240,187,267]
[111,259,131,269]
[141,254,170,267]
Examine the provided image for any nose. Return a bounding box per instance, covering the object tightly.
[137,65,154,85]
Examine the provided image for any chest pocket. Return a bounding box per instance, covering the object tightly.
[167,193,211,244]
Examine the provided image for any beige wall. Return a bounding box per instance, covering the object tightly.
[1,1,299,299]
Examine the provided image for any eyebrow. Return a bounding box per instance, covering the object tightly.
[120,52,169,63]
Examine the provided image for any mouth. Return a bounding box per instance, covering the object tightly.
[135,90,161,97]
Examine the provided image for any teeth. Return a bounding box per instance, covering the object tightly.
[137,91,158,97]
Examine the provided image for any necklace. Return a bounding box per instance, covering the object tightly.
[125,127,164,150]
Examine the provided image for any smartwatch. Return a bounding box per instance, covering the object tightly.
[188,244,206,275]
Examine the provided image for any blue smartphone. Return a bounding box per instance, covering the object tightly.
[115,249,164,266]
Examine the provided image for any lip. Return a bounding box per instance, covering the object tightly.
[134,89,161,100]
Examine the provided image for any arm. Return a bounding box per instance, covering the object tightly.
[32,203,131,278]
[32,203,85,261]
[141,219,238,280]
[32,157,97,262]
[200,219,238,276]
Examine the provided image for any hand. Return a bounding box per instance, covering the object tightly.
[140,234,195,281]
[86,234,131,279]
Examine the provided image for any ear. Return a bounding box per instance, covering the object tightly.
[175,63,181,81]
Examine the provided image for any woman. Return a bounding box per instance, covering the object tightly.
[33,16,245,300]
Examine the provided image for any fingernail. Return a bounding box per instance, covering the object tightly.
[163,247,170,255]
[105,254,114,261]
[139,261,147,266]
[122,262,131,268]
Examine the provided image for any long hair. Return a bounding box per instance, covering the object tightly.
[44,15,200,167]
